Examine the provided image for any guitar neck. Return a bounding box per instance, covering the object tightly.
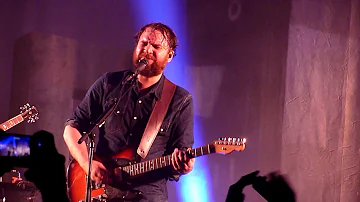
[122,144,215,177]
[0,114,24,131]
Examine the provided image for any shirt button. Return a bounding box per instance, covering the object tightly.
[130,133,133,136]
[138,100,142,104]
[160,128,164,132]
[116,110,120,114]
[133,117,137,120]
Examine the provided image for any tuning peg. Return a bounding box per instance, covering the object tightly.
[242,138,246,144]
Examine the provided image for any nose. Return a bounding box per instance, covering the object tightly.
[143,44,154,54]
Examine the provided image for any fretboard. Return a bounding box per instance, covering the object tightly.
[0,114,24,131]
[121,144,215,177]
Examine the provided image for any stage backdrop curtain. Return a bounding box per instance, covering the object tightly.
[282,0,360,201]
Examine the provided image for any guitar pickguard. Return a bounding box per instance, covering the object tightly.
[67,155,144,202]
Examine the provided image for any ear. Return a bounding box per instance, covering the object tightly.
[167,51,174,62]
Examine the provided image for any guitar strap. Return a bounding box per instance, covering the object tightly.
[137,78,176,159]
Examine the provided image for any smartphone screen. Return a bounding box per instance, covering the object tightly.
[0,133,32,168]
[0,133,31,157]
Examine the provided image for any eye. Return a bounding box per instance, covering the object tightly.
[153,45,161,49]
[140,41,148,47]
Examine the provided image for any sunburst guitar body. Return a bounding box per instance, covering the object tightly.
[67,137,246,202]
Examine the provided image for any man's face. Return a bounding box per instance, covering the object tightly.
[133,28,173,77]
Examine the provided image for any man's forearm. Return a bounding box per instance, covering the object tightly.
[63,125,89,171]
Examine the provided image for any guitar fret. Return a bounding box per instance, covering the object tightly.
[16,115,23,124]
[15,116,20,123]
[135,164,138,175]
[12,117,20,125]
[130,165,134,176]
[190,145,213,158]
[140,162,144,174]
[150,160,154,170]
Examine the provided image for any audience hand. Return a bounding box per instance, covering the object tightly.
[226,170,261,202]
[253,171,296,202]
[226,170,296,202]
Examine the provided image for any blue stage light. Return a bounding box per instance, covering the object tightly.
[130,1,213,201]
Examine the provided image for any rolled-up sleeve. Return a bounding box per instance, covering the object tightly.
[65,73,107,134]
[167,93,194,181]
[171,93,195,150]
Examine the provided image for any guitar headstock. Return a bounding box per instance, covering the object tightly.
[20,103,39,123]
[212,137,246,154]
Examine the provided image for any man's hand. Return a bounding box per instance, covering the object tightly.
[171,148,195,175]
[81,160,107,184]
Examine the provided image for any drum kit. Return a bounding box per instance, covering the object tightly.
[0,169,41,202]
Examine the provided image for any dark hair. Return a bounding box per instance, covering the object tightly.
[134,22,178,57]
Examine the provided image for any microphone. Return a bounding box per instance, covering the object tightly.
[122,59,148,84]
[134,58,148,73]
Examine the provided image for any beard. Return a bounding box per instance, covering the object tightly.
[132,52,166,77]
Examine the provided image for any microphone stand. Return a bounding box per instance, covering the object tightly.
[78,98,118,202]
[78,70,141,202]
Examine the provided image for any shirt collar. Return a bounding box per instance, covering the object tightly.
[133,73,165,101]
[150,74,165,101]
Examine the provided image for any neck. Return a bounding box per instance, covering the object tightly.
[137,73,162,90]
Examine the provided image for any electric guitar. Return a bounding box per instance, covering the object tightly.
[0,103,39,131]
[67,137,246,202]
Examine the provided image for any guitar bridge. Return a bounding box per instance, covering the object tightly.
[78,194,107,202]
